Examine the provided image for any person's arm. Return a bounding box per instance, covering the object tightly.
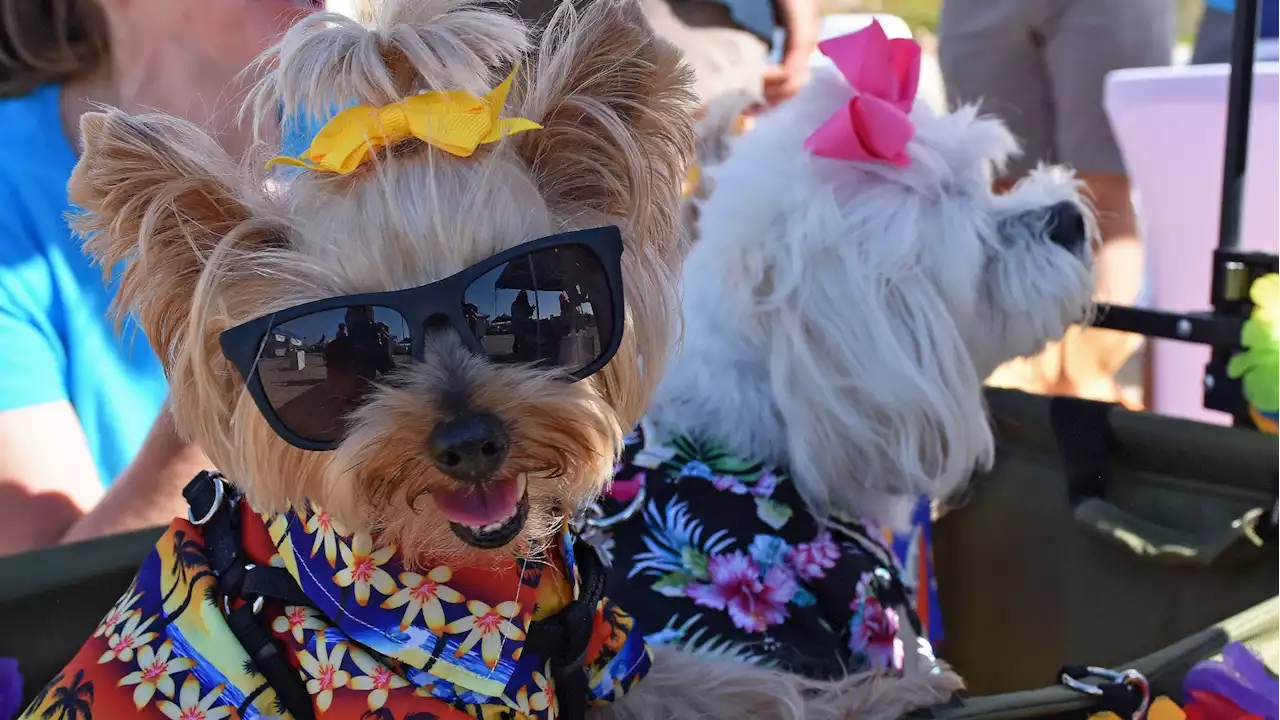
[59,403,210,544]
[0,282,104,554]
[0,399,211,555]
[0,293,209,554]
[762,0,821,107]
[0,402,105,554]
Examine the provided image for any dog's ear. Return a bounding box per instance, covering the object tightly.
[70,109,277,367]
[757,238,995,530]
[939,105,1023,182]
[515,0,697,259]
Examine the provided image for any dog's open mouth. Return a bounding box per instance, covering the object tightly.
[432,474,529,549]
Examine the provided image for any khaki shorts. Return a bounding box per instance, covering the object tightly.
[1191,6,1234,65]
[640,0,771,106]
[938,0,1176,178]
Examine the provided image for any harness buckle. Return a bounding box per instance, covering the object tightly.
[187,471,226,525]
[574,485,647,531]
[572,486,647,567]
[222,564,266,616]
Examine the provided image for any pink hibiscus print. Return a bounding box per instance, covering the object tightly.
[711,475,749,494]
[863,602,904,670]
[849,576,904,670]
[606,471,646,502]
[751,471,781,497]
[686,551,797,632]
[788,531,840,581]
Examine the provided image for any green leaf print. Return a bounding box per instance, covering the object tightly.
[652,571,695,597]
[681,546,711,580]
[755,497,793,530]
[667,434,764,480]
[703,448,764,479]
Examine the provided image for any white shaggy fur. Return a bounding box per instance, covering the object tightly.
[655,67,1096,530]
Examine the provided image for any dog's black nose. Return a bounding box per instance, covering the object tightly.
[427,414,509,483]
[1048,201,1087,253]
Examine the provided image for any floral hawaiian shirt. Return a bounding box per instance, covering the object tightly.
[20,500,649,720]
[593,417,942,679]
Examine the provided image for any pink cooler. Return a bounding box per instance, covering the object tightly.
[1104,62,1280,424]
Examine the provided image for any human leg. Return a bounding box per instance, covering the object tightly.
[940,0,1074,396]
[1036,0,1174,405]
[639,0,770,110]
[939,0,1052,178]
[1192,5,1236,65]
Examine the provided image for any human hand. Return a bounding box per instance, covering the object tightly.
[763,0,820,107]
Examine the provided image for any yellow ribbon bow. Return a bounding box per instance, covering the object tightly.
[267,66,541,175]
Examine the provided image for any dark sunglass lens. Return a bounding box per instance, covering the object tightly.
[257,305,412,443]
[463,244,614,374]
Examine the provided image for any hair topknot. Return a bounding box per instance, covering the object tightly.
[247,0,530,133]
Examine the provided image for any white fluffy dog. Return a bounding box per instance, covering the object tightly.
[599,25,1096,707]
[657,67,1095,531]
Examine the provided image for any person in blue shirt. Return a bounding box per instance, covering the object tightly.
[1193,0,1280,64]
[0,0,318,554]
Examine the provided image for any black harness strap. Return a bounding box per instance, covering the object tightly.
[242,566,315,608]
[524,536,609,720]
[183,471,248,596]
[1048,396,1115,505]
[225,605,315,719]
[183,472,316,720]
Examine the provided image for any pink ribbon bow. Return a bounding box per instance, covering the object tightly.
[804,20,921,167]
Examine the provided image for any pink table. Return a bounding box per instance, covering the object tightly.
[1105,63,1279,424]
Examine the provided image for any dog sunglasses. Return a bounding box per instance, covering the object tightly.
[219,226,625,451]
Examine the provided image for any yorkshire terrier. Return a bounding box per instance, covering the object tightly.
[20,3,936,720]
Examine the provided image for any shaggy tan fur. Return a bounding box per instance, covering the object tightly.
[609,645,963,720]
[68,0,955,715]
[71,0,690,565]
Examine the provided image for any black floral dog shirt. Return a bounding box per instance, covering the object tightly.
[589,418,942,680]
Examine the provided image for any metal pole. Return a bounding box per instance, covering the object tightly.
[1216,0,1260,251]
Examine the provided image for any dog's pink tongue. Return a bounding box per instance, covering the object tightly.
[432,476,522,526]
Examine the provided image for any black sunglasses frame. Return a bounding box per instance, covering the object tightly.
[218,225,626,452]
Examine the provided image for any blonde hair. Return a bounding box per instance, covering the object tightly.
[0,0,108,97]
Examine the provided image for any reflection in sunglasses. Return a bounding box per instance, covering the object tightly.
[257,305,413,442]
[463,249,608,372]
[248,244,613,444]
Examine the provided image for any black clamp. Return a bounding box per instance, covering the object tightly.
[1060,665,1150,720]
[1260,496,1279,545]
